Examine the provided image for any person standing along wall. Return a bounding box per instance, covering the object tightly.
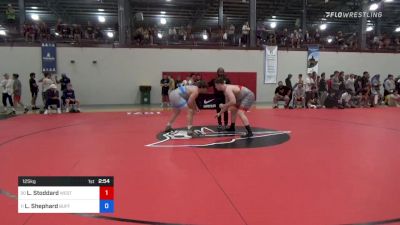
[1,74,15,114]
[29,73,40,110]
[160,74,170,107]
[12,74,29,114]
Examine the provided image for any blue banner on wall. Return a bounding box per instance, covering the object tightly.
[42,43,57,73]
[307,45,319,74]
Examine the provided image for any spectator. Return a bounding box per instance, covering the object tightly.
[336,31,346,49]
[396,76,400,93]
[293,82,306,108]
[279,28,289,47]
[273,81,291,109]
[168,75,175,92]
[73,24,82,43]
[39,22,50,41]
[209,67,231,130]
[314,29,321,44]
[1,73,15,114]
[307,86,320,109]
[228,24,235,45]
[360,80,371,107]
[370,75,382,107]
[5,4,16,28]
[85,21,95,40]
[285,74,293,90]
[182,76,190,86]
[134,27,144,45]
[44,84,61,114]
[241,21,250,47]
[63,83,80,112]
[175,76,183,89]
[195,74,204,83]
[56,19,63,36]
[318,73,328,106]
[291,29,301,48]
[304,73,315,107]
[160,74,170,107]
[386,90,400,107]
[338,71,346,94]
[58,73,71,92]
[394,37,400,51]
[331,71,341,95]
[293,74,303,90]
[324,92,338,108]
[338,89,355,109]
[346,33,357,49]
[345,74,355,94]
[327,74,334,92]
[29,72,39,110]
[40,72,54,107]
[383,74,395,99]
[188,74,196,85]
[304,30,310,44]
[24,23,35,42]
[12,74,29,113]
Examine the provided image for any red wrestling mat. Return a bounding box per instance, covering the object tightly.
[1,108,400,225]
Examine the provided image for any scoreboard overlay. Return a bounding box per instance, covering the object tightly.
[18,176,114,213]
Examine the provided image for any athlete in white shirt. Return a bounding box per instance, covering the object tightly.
[1,73,16,114]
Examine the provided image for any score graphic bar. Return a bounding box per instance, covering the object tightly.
[18,176,114,214]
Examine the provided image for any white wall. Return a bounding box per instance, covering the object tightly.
[0,46,399,105]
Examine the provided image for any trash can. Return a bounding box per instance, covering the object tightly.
[139,85,151,105]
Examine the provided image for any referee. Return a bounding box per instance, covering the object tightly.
[208,67,231,131]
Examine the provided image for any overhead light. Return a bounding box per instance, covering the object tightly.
[98,9,105,12]
[160,11,166,15]
[202,34,208,40]
[366,26,374,32]
[55,32,60,36]
[327,38,333,43]
[384,0,393,2]
[395,27,400,32]
[160,18,167,25]
[98,16,106,23]
[31,14,40,21]
[107,32,114,38]
[320,23,327,30]
[31,6,38,9]
[157,33,163,39]
[272,15,276,19]
[166,0,171,2]
[369,3,379,11]
[0,30,6,36]
[270,22,277,29]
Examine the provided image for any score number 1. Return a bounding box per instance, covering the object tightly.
[99,186,114,213]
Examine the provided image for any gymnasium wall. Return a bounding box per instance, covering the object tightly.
[0,46,399,105]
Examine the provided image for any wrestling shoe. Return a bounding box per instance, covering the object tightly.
[241,132,254,138]
[164,125,174,133]
[187,128,195,136]
[225,126,236,132]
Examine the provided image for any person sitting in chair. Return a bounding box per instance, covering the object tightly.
[63,83,80,113]
[44,84,61,115]
[292,82,306,108]
[306,86,320,109]
[273,81,291,109]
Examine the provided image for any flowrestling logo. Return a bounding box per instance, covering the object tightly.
[325,11,383,18]
[146,126,291,149]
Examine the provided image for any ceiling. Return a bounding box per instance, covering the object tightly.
[1,0,399,34]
